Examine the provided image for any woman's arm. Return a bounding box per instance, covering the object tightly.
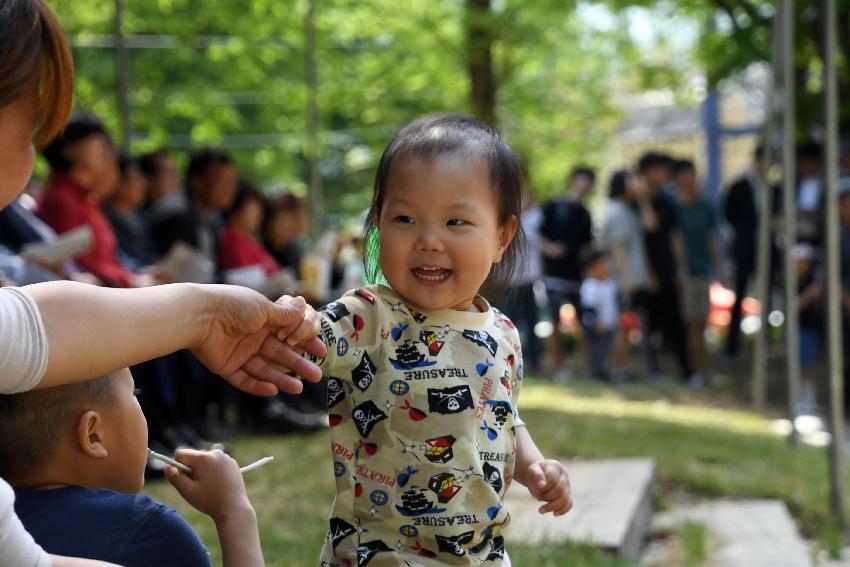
[25,281,325,395]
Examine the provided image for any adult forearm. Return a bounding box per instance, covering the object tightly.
[26,281,210,388]
[512,425,545,488]
[215,506,264,567]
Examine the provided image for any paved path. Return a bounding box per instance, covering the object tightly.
[651,500,814,567]
[503,457,655,561]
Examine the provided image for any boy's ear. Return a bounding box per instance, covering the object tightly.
[77,410,109,459]
[494,215,519,263]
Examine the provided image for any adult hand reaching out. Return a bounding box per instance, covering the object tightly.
[23,281,327,393]
[193,287,326,396]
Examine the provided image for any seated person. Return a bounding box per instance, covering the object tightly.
[218,180,280,277]
[262,192,309,278]
[37,112,150,288]
[104,152,154,271]
[0,368,264,567]
[0,196,98,285]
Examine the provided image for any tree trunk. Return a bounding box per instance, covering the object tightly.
[465,0,497,126]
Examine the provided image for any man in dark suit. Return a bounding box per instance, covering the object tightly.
[722,145,766,359]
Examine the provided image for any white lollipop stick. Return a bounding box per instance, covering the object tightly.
[239,456,274,473]
[147,448,193,475]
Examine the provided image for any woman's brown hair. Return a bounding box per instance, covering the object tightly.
[0,0,74,147]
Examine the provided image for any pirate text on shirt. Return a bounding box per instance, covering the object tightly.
[403,367,469,381]
[412,513,480,527]
[355,464,396,488]
[478,451,509,462]
[474,375,494,419]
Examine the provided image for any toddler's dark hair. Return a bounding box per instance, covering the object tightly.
[362,113,526,295]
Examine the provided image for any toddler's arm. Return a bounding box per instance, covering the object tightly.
[512,426,573,517]
[165,449,264,567]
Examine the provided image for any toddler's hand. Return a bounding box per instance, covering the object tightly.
[165,448,253,522]
[275,297,325,352]
[525,459,573,516]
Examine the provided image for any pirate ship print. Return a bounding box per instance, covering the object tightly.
[389,339,437,370]
[395,486,446,517]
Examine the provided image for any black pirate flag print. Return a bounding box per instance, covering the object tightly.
[327,377,346,408]
[427,385,474,415]
[435,531,475,556]
[328,517,356,550]
[482,462,503,494]
[461,329,498,356]
[321,301,350,322]
[352,352,377,392]
[357,540,393,565]
[351,400,388,437]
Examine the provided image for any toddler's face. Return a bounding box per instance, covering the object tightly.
[376,154,514,312]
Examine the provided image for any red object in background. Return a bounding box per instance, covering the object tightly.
[38,173,135,287]
[217,226,280,276]
[708,282,760,338]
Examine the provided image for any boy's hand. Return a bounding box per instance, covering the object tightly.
[525,459,573,516]
[165,448,253,522]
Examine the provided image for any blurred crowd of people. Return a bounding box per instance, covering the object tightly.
[502,142,850,417]
[0,111,367,473]
[7,109,850,453]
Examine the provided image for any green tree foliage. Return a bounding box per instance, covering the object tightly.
[602,0,850,137]
[49,0,622,219]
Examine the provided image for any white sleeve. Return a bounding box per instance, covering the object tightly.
[0,479,51,567]
[0,287,49,394]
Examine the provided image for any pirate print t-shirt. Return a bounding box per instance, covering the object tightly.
[316,284,524,567]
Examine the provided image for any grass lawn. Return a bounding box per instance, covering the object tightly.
[144,378,842,565]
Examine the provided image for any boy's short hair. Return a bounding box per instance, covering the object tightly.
[0,375,115,479]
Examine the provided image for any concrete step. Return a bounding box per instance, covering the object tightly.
[649,500,814,567]
[503,457,656,561]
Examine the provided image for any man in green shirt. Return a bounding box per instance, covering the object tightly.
[674,160,722,389]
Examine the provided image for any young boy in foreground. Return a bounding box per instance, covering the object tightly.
[0,368,263,567]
